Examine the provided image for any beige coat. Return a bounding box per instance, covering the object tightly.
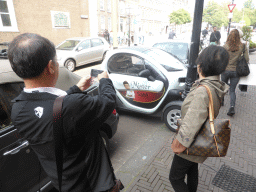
[223,43,249,71]
[176,76,229,163]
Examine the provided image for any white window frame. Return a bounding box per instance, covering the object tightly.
[100,0,104,11]
[0,0,19,32]
[107,0,111,12]
[100,15,105,30]
[51,11,71,29]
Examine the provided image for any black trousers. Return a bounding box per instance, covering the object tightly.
[169,154,198,192]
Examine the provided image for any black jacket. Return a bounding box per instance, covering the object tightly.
[11,78,116,192]
[210,31,221,42]
[202,29,208,36]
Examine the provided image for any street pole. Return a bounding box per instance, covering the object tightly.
[227,0,234,36]
[182,0,204,99]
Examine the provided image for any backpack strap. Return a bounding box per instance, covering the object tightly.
[53,96,65,192]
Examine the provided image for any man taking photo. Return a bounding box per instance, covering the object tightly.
[8,33,119,192]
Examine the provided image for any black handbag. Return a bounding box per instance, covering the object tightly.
[53,96,124,192]
[236,44,250,77]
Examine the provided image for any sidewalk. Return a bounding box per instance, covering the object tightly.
[121,85,256,192]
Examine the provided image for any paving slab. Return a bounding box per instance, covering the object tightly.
[118,85,256,192]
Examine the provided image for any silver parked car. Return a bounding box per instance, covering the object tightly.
[56,37,110,72]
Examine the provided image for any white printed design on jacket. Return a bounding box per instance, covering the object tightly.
[34,107,44,118]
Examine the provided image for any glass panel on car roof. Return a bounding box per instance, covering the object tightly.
[153,42,188,60]
[144,49,184,71]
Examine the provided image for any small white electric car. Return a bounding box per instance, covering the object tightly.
[102,47,187,132]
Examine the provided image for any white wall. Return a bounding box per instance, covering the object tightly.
[89,0,98,37]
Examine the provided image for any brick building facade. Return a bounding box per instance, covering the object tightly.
[0,0,90,45]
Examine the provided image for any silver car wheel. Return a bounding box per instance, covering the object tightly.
[164,108,181,132]
[65,59,76,72]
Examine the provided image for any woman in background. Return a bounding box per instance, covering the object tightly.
[222,29,249,116]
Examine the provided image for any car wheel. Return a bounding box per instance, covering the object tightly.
[163,105,181,132]
[100,131,110,151]
[65,59,76,72]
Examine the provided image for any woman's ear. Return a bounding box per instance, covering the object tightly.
[197,64,201,74]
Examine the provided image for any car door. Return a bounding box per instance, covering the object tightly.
[107,53,166,110]
[75,39,93,66]
[90,38,105,61]
[0,82,51,192]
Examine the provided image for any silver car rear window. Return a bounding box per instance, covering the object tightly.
[56,40,80,50]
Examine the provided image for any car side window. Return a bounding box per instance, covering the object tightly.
[0,82,24,129]
[108,53,129,74]
[77,40,91,50]
[107,53,145,76]
[91,38,104,47]
[126,55,145,76]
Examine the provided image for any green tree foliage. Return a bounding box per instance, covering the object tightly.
[244,0,254,9]
[232,9,243,23]
[169,9,191,25]
[242,0,256,26]
[242,26,253,41]
[244,15,251,26]
[251,10,256,27]
[203,1,228,28]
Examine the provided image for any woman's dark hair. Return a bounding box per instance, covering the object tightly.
[196,45,229,77]
[226,29,241,52]
[8,33,56,78]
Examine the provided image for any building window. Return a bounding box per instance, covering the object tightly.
[101,15,105,30]
[108,17,111,31]
[100,0,104,10]
[107,0,111,12]
[51,11,70,28]
[0,0,18,32]
[120,18,123,32]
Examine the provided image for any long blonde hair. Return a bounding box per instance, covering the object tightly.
[226,29,241,52]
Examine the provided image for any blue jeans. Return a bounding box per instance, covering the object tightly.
[221,71,240,107]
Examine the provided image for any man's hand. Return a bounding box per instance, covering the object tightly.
[76,76,91,91]
[171,139,186,154]
[98,71,109,81]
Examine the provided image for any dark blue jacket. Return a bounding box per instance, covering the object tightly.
[11,78,116,192]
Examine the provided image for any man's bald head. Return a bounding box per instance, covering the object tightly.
[8,33,56,79]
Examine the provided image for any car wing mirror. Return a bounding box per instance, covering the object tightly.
[77,47,83,51]
[138,69,151,78]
